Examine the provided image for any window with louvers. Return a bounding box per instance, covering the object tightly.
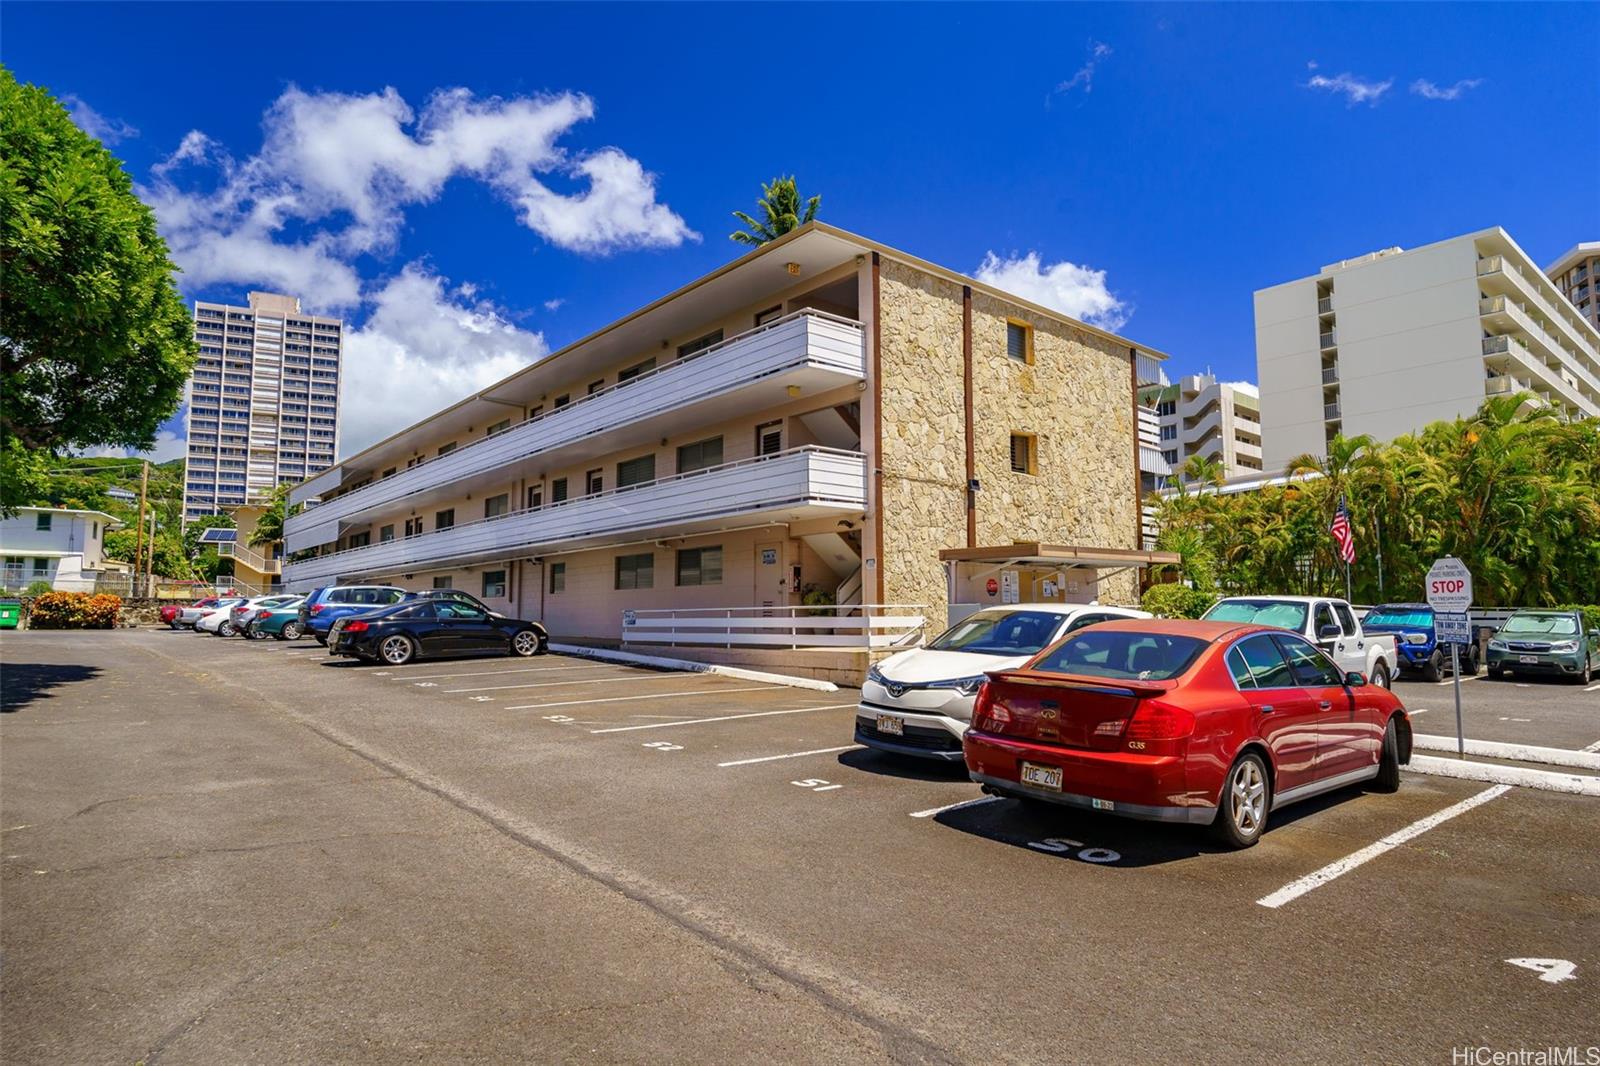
[617,454,656,489]
[1007,322,1030,362]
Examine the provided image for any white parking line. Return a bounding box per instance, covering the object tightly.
[910,796,1000,819]
[369,654,592,672]
[1256,785,1511,910]
[506,686,776,711]
[1585,682,1600,693]
[444,674,670,694]
[1435,675,1479,686]
[589,703,854,734]
[717,745,862,768]
[1581,739,1600,753]
[392,663,614,682]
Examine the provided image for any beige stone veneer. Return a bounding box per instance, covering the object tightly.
[876,258,1139,620]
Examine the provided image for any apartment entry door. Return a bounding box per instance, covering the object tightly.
[755,542,784,613]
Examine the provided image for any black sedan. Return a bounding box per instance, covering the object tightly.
[328,600,549,665]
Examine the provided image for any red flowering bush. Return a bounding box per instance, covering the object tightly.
[27,592,122,629]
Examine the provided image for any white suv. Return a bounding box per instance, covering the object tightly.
[856,604,1151,761]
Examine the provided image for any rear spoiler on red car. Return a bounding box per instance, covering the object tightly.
[984,669,1175,699]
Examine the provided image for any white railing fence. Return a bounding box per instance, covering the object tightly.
[622,604,926,651]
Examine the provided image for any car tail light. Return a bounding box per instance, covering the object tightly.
[310,604,325,614]
[1123,701,1196,741]
[256,610,272,620]
[972,682,1011,731]
[343,620,369,633]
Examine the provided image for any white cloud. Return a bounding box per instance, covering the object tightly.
[142,84,695,303]
[1305,70,1393,107]
[1411,78,1483,101]
[544,298,565,312]
[62,94,138,144]
[974,251,1130,332]
[339,264,549,456]
[1053,41,1113,98]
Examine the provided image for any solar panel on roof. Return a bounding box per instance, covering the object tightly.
[198,527,237,543]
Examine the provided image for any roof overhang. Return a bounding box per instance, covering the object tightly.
[938,543,1180,569]
[297,220,1172,502]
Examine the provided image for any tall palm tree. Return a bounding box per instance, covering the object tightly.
[730,176,820,246]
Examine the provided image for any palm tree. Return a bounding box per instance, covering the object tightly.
[248,485,298,548]
[730,176,820,246]
[1181,454,1226,490]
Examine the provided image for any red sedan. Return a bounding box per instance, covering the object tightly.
[963,619,1412,848]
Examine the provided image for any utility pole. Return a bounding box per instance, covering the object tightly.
[134,460,149,598]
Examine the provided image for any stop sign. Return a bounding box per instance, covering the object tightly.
[986,578,999,596]
[1426,557,1473,612]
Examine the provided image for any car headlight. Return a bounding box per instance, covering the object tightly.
[866,664,889,686]
[1488,639,1507,651]
[953,675,986,696]
[1549,641,1579,653]
[1404,632,1430,646]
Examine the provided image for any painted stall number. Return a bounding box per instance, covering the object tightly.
[542,714,576,723]
[1025,837,1122,864]
[792,778,843,792]
[1506,958,1577,984]
[413,682,438,688]
[468,696,493,703]
[642,741,683,752]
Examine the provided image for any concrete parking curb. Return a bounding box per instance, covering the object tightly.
[547,643,840,692]
[1411,734,1600,772]
[1406,754,1600,796]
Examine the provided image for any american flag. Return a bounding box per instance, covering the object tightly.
[1330,495,1356,564]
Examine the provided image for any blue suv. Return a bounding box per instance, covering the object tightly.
[1361,602,1477,681]
[298,585,406,645]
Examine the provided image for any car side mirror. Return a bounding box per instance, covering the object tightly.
[1590,628,1600,641]
[1318,624,1341,641]
[1343,671,1366,688]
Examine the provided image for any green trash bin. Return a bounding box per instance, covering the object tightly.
[0,598,20,630]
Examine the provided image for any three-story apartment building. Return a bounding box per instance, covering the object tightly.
[282,223,1170,644]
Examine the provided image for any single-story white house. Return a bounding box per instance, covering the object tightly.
[0,507,124,593]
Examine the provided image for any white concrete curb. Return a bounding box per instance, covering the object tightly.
[1411,734,1600,772]
[1406,754,1600,796]
[548,643,839,693]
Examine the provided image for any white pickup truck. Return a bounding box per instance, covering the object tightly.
[1201,595,1398,688]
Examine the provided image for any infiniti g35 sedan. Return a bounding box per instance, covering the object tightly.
[328,599,549,665]
[963,619,1412,848]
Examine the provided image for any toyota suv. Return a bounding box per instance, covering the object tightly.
[298,585,407,644]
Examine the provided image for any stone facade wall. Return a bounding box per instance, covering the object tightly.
[969,291,1139,605]
[875,259,1140,620]
[875,259,969,616]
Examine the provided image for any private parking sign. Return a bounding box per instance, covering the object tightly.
[1426,557,1473,612]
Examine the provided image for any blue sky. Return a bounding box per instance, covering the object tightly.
[7,2,1597,459]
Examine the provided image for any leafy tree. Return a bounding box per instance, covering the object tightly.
[1150,397,1600,607]
[0,67,195,514]
[248,485,299,548]
[729,175,820,246]
[104,527,191,579]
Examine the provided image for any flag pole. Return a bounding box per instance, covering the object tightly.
[1345,559,1352,603]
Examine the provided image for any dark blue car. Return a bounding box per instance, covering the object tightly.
[297,585,406,645]
[1361,602,1477,681]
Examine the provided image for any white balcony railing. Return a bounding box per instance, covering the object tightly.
[282,447,867,587]
[1479,255,1600,384]
[285,310,865,552]
[623,604,926,651]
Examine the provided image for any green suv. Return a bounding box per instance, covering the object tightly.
[1486,610,1600,684]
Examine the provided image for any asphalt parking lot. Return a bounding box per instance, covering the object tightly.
[1392,671,1600,751]
[4,629,1598,1064]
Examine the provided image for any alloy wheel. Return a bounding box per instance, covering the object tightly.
[512,631,539,656]
[282,622,301,640]
[381,636,412,664]
[1230,760,1266,837]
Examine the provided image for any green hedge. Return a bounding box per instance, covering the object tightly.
[1140,584,1216,619]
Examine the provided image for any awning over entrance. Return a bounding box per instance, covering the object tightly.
[937,543,1180,571]
[938,543,1180,621]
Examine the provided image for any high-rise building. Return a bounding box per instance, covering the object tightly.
[1142,373,1263,480]
[184,291,343,520]
[1254,227,1600,472]
[1546,242,1599,332]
